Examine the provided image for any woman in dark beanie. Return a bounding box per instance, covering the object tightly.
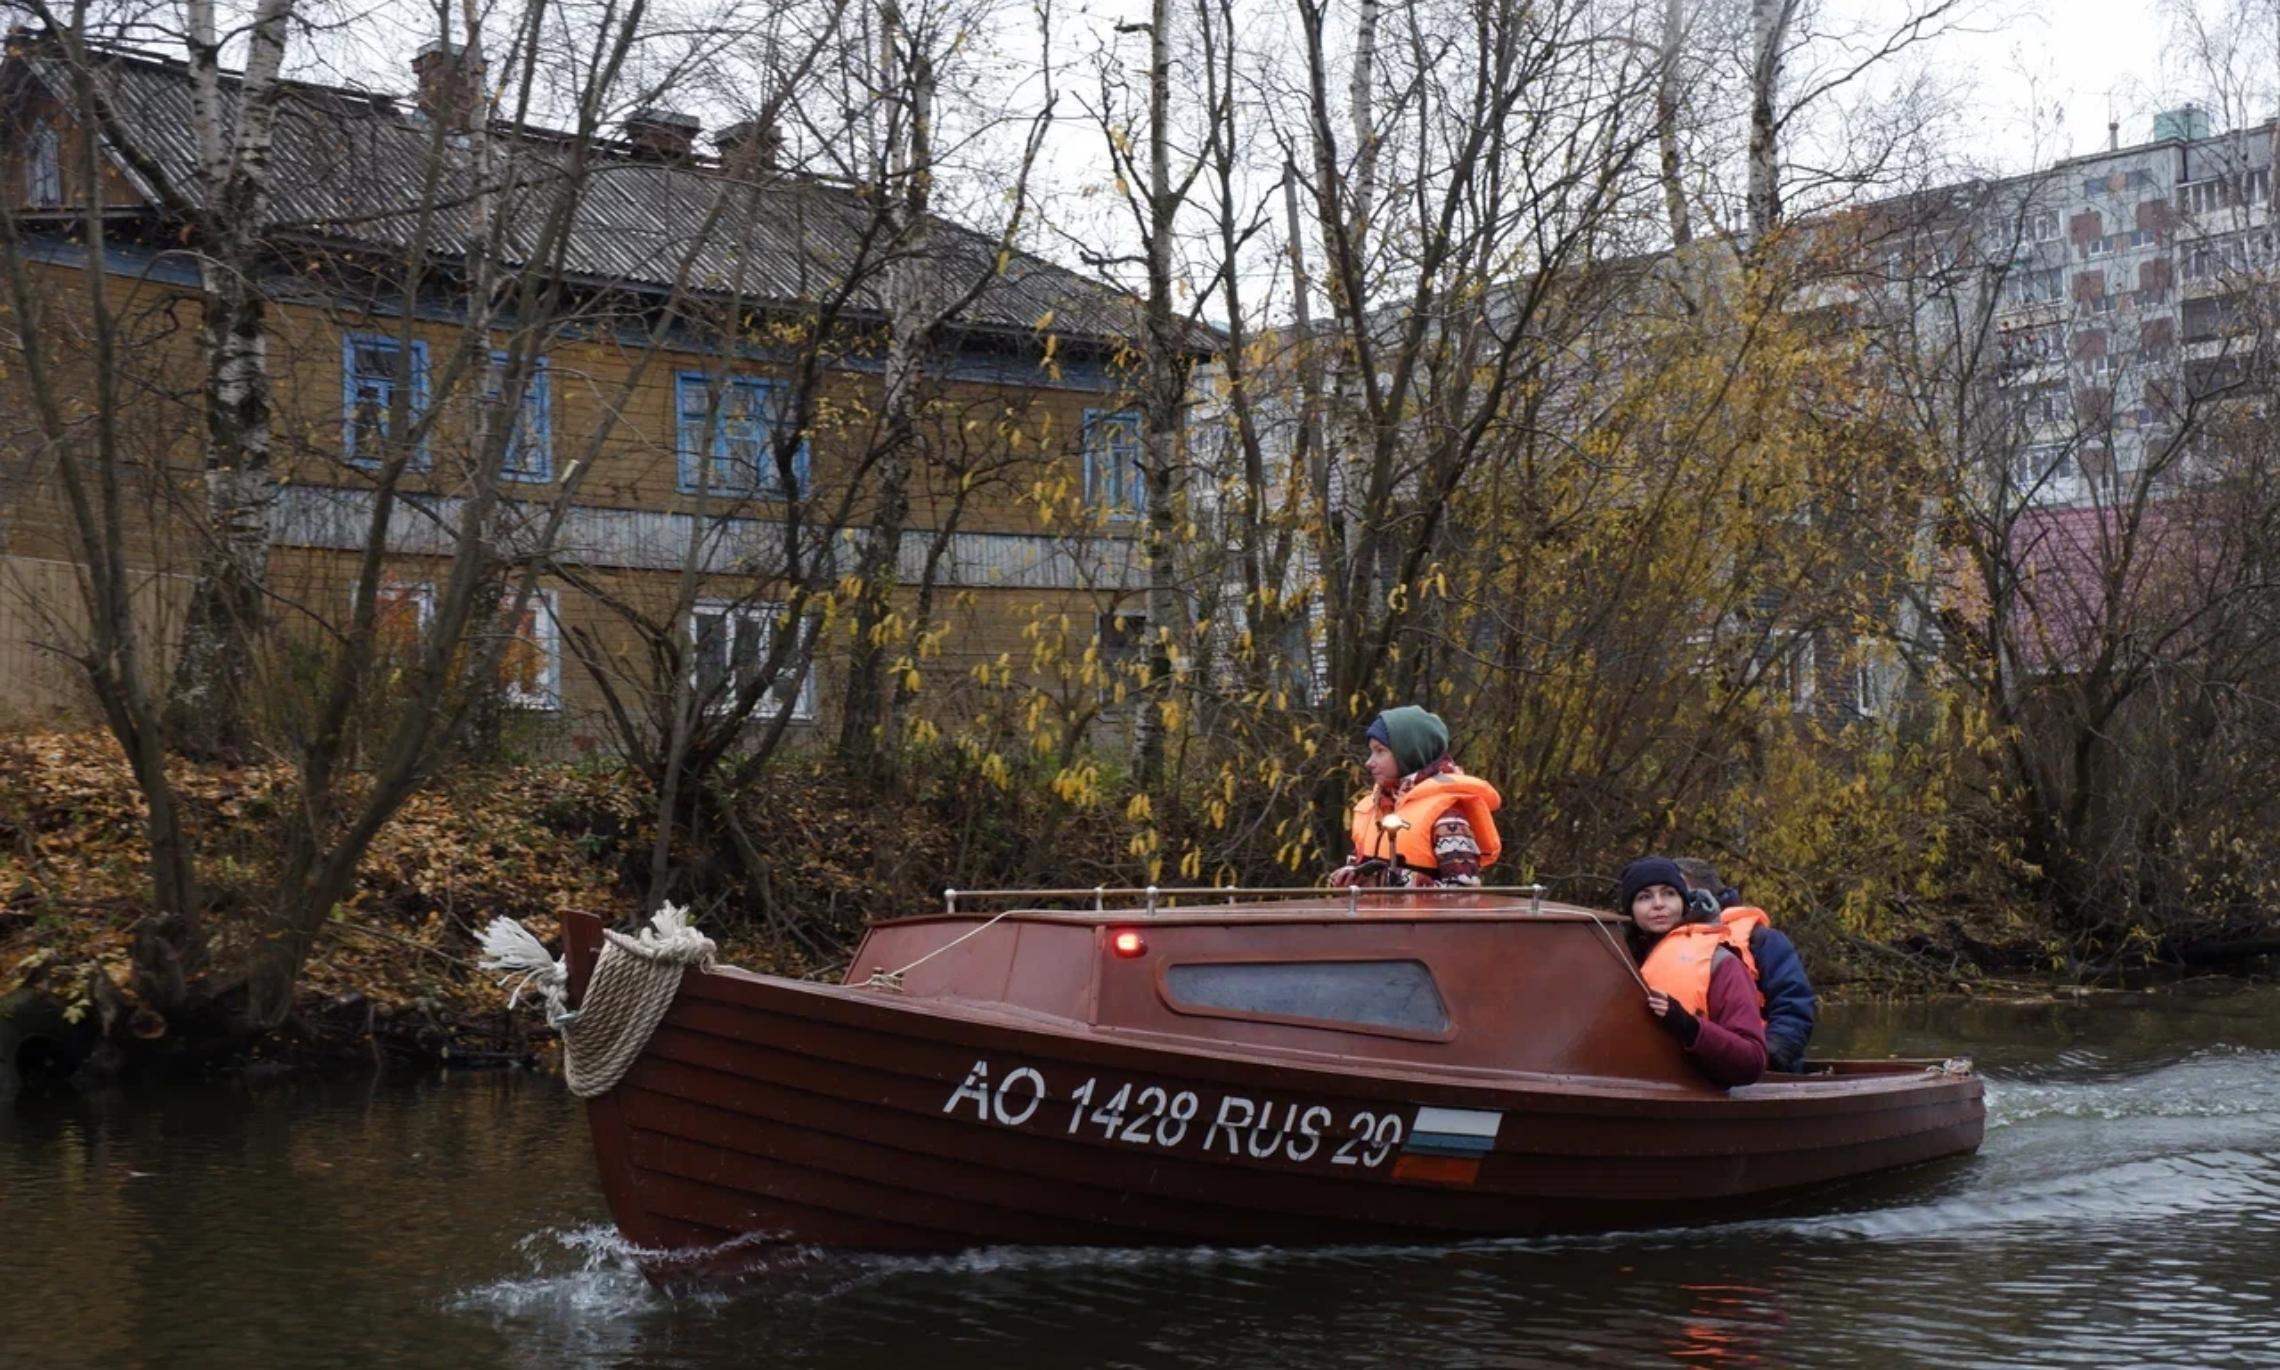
[1328,706,1503,889]
[1619,856,1766,1087]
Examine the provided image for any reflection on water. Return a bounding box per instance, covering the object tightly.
[6,987,2280,1368]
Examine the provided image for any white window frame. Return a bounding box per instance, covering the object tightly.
[495,587,561,711]
[368,580,436,675]
[2028,210,2061,243]
[2012,441,2072,488]
[690,600,816,720]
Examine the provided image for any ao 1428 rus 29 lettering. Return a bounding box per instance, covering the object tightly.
[941,1058,1407,1168]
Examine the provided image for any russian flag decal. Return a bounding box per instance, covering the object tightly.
[1392,1106,1501,1185]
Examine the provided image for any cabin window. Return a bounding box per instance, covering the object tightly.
[1164,960,1449,1034]
[1082,408,1143,517]
[493,588,561,710]
[342,333,430,467]
[486,352,552,481]
[676,372,806,497]
[690,600,815,719]
[25,120,60,207]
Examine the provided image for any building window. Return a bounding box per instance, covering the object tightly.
[487,353,552,482]
[2021,382,2068,425]
[342,333,430,467]
[2012,443,2071,488]
[494,588,560,710]
[2184,171,2273,219]
[2003,266,2062,308]
[1082,408,1144,517]
[2028,210,2060,243]
[1097,608,1150,705]
[2000,327,2058,367]
[2128,228,2157,249]
[25,119,60,207]
[690,601,815,719]
[373,580,434,656]
[675,373,806,498]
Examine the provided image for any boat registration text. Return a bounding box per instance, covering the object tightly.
[942,1058,1414,1169]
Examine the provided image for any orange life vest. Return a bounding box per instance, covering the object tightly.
[1349,773,1503,875]
[1640,910,1765,1015]
[1717,906,1769,986]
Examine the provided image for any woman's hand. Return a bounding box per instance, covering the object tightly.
[1645,989,1701,1046]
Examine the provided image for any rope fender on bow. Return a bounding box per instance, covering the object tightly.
[477,904,716,1099]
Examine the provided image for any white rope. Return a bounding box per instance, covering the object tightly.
[864,906,1022,992]
[1584,912,1653,993]
[478,904,716,1098]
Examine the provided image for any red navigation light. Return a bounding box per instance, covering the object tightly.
[1110,929,1147,958]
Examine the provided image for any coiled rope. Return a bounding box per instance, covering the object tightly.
[477,904,716,1098]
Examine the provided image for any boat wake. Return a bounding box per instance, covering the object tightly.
[1985,1043,2279,1127]
[445,1225,685,1328]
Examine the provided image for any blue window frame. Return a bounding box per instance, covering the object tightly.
[26,120,60,207]
[488,352,552,482]
[342,333,430,467]
[676,372,807,497]
[1083,408,1143,517]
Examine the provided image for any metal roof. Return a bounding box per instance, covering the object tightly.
[21,45,1151,347]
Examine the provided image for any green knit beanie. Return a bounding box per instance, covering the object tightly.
[1367,705,1451,775]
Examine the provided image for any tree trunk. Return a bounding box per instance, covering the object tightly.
[167,0,296,759]
[1133,0,1181,787]
[840,6,933,774]
[1657,0,1693,249]
[1746,0,1790,241]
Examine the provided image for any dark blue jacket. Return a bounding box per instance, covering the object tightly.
[1746,923,1817,1071]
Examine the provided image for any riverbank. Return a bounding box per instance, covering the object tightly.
[0,730,2256,1091]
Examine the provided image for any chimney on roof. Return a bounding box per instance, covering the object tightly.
[412,41,486,132]
[624,108,700,160]
[713,117,782,177]
[2108,118,2120,152]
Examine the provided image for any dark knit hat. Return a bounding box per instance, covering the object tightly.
[1364,706,1451,775]
[1618,856,1688,916]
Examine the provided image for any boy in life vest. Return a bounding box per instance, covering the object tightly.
[1674,857,1818,1074]
[1620,856,1766,1087]
[1327,706,1503,889]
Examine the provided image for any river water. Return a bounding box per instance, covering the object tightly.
[5,984,2279,1368]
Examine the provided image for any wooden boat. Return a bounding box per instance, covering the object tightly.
[560,888,1982,1277]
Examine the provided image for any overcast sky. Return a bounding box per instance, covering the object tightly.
[1881,0,2272,170]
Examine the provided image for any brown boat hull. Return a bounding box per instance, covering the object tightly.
[563,910,1983,1276]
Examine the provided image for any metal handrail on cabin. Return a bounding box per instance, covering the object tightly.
[942,884,1554,918]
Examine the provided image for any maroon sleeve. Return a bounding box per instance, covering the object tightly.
[1686,953,1768,1087]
